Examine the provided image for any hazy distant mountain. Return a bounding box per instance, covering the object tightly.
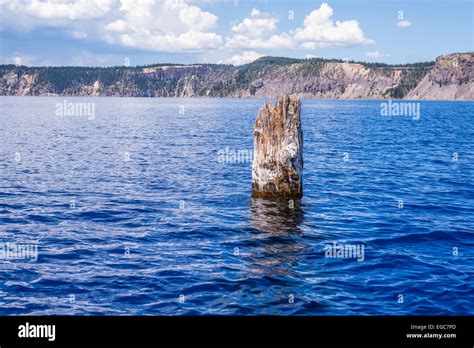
[1,53,472,100]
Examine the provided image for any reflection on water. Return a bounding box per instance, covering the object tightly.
[246,198,305,277]
[251,197,304,235]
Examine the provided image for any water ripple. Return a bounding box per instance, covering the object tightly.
[0,97,473,315]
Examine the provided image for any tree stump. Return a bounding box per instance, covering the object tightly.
[251,94,303,198]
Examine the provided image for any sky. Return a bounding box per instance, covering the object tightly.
[0,0,472,67]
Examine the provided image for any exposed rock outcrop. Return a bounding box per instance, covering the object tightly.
[406,53,474,100]
[1,53,472,100]
[251,95,303,199]
[2,71,37,96]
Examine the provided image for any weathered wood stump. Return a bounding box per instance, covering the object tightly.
[251,94,303,198]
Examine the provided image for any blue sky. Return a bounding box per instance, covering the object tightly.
[0,0,472,67]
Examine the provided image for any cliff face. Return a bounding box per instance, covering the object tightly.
[233,62,407,99]
[1,53,472,100]
[406,54,474,100]
[2,70,37,96]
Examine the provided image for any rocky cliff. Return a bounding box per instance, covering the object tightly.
[1,53,472,100]
[406,53,474,100]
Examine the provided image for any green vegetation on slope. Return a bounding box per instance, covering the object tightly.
[0,56,440,98]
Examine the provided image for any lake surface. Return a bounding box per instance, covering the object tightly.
[0,96,473,315]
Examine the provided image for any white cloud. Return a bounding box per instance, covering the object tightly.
[1,53,32,66]
[366,51,390,58]
[226,33,293,50]
[226,8,293,49]
[226,3,372,51]
[293,3,373,48]
[104,20,131,33]
[179,4,219,32]
[250,8,260,16]
[304,54,318,59]
[230,8,278,37]
[1,0,223,52]
[0,0,373,59]
[102,0,222,52]
[219,50,264,65]
[301,42,317,50]
[2,0,113,20]
[397,20,412,28]
[72,30,87,39]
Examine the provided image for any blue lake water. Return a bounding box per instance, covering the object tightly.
[0,96,473,315]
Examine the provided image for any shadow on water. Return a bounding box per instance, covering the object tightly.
[244,197,306,277]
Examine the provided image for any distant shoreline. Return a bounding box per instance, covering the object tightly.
[2,53,472,101]
[1,95,472,102]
